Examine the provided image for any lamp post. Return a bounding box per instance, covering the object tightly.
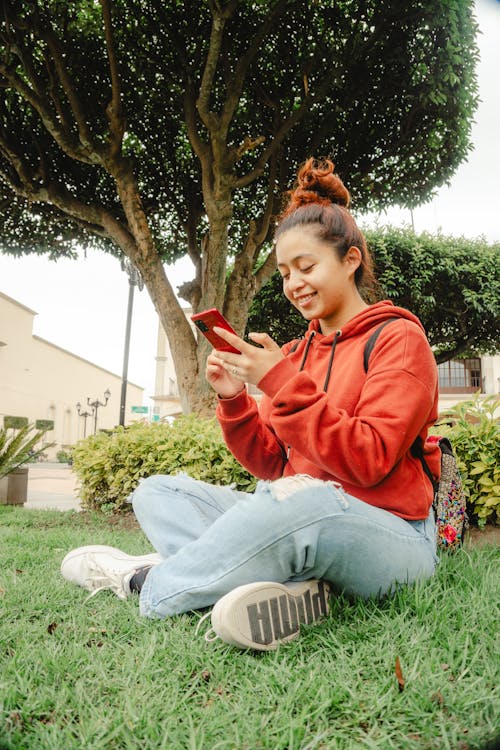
[119,258,144,426]
[76,402,93,439]
[87,389,111,435]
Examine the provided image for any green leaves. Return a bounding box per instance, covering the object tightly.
[0,424,54,479]
[366,228,500,362]
[249,226,500,359]
[0,0,480,253]
[435,395,500,526]
[71,415,256,513]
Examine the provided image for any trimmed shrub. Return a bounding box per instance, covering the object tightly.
[433,395,499,527]
[36,419,55,431]
[56,449,72,464]
[3,416,29,430]
[71,415,256,513]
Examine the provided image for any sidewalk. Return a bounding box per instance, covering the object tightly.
[24,462,81,511]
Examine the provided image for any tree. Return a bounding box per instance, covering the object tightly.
[0,0,479,412]
[248,226,500,363]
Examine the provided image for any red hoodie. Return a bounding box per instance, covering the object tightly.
[216,301,440,520]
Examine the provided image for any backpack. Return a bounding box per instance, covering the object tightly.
[364,320,468,551]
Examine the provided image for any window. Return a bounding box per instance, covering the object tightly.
[438,358,482,393]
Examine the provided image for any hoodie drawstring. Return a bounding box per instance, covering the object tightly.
[322,331,341,392]
[298,330,315,370]
[298,329,341,393]
[286,329,341,461]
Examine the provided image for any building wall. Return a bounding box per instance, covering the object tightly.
[151,310,192,419]
[0,292,144,456]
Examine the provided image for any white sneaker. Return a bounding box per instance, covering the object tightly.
[60,545,163,600]
[200,579,331,651]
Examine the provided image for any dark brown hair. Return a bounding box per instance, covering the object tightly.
[275,158,378,300]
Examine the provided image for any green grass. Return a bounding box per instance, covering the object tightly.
[0,508,498,750]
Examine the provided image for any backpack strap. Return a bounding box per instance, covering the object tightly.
[363,318,399,372]
[411,436,438,493]
[363,318,438,493]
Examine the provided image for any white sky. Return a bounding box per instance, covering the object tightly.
[0,0,498,408]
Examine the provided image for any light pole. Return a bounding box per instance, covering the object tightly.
[119,258,144,426]
[76,402,93,439]
[87,389,111,435]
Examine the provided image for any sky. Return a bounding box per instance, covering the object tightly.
[0,0,498,408]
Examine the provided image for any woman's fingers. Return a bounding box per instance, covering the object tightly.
[212,326,247,353]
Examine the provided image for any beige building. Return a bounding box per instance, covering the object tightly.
[0,291,144,457]
[153,309,500,418]
[152,309,192,420]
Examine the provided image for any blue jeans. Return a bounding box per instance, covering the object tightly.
[131,473,438,619]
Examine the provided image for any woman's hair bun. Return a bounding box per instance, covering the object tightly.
[282,158,350,216]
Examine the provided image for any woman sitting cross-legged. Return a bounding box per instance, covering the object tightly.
[61,158,440,651]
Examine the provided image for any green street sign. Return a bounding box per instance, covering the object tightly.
[131,406,149,414]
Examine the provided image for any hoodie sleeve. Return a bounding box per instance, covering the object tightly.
[215,341,303,479]
[256,320,439,488]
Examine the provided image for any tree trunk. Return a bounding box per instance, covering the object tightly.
[114,167,220,415]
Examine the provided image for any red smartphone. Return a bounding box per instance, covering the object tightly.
[190,308,241,354]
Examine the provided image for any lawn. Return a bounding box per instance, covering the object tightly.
[0,507,498,750]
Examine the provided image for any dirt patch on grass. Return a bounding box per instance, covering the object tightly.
[467,524,500,548]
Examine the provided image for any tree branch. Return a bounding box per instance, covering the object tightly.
[184,83,216,214]
[0,148,137,256]
[100,0,125,159]
[41,24,95,150]
[0,62,102,165]
[42,47,74,135]
[220,0,288,131]
[232,66,338,190]
[254,248,277,293]
[196,9,226,128]
[0,130,36,191]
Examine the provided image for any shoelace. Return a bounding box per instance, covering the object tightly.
[195,610,220,643]
[83,556,130,601]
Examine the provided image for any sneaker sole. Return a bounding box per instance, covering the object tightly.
[211,579,331,651]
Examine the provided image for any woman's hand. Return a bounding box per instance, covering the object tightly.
[205,328,284,397]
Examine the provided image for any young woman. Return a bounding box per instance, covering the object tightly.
[61,159,440,651]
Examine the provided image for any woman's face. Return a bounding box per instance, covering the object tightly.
[275,225,363,334]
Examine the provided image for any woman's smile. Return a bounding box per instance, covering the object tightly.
[294,291,317,308]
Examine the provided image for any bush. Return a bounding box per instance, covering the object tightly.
[36,419,55,431]
[3,416,29,430]
[434,395,500,527]
[56,449,72,464]
[71,415,257,513]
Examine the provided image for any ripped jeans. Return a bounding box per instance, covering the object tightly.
[130,473,438,619]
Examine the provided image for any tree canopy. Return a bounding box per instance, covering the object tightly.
[248,226,500,363]
[0,0,479,412]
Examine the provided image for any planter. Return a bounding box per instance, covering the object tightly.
[0,466,29,506]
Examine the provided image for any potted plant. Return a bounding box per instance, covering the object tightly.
[0,421,54,506]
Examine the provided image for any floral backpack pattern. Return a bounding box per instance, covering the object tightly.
[364,322,468,552]
[426,436,468,550]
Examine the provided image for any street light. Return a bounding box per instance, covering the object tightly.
[76,402,93,439]
[87,389,111,435]
[119,258,144,427]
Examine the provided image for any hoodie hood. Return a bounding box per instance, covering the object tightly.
[306,300,426,344]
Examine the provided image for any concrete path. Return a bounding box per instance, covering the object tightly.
[24,462,81,511]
